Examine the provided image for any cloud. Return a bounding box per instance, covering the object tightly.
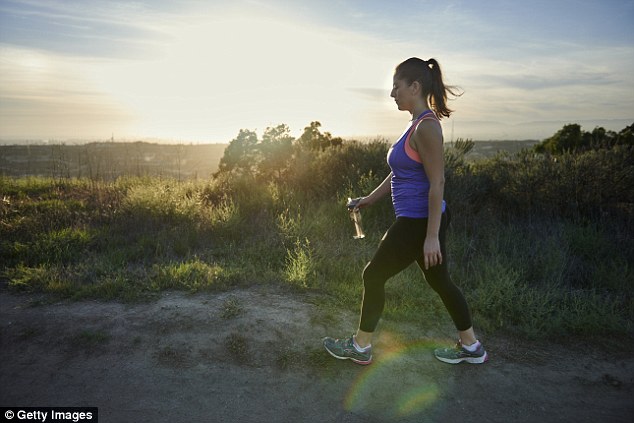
[348,88,388,101]
[485,71,619,91]
[0,44,135,139]
[0,0,173,59]
[0,2,408,140]
[1,0,632,141]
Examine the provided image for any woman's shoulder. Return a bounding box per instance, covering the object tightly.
[410,117,443,151]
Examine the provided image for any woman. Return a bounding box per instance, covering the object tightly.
[323,57,487,365]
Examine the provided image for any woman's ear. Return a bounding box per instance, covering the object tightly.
[410,80,422,95]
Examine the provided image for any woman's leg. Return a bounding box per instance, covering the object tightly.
[324,218,422,363]
[418,212,473,333]
[358,218,425,336]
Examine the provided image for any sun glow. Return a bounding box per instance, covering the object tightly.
[1,1,632,142]
[83,13,396,142]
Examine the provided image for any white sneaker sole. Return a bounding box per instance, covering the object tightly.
[435,351,488,364]
[323,345,372,365]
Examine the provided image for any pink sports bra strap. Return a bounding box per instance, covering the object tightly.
[404,113,441,164]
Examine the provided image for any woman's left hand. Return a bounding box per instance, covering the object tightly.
[423,237,442,270]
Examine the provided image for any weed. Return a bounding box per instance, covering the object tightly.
[17,327,41,340]
[72,329,110,348]
[220,296,243,319]
[284,238,314,288]
[225,333,250,364]
[155,345,193,368]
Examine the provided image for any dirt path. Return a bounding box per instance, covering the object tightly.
[1,287,632,423]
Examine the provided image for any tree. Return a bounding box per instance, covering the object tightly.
[535,123,634,154]
[258,124,294,182]
[296,121,341,151]
[535,123,583,154]
[216,129,259,175]
[617,123,634,147]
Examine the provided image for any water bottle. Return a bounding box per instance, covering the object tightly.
[347,197,365,239]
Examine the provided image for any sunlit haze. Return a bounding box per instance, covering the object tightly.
[1,0,632,143]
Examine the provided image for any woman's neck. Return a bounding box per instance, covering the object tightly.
[411,108,431,121]
[410,101,431,120]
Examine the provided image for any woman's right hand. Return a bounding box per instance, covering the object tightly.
[356,196,372,209]
[348,172,392,210]
[348,196,372,210]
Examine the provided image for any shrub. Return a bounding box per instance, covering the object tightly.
[2,122,633,341]
[464,145,634,223]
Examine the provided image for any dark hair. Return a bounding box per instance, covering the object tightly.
[394,57,462,119]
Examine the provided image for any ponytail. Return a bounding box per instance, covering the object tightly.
[394,57,462,119]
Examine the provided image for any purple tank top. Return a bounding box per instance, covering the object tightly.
[387,110,446,218]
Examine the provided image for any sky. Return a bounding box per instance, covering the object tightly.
[0,0,633,143]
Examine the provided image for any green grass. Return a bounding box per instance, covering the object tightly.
[151,259,225,292]
[1,174,632,341]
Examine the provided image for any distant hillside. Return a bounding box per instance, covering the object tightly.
[0,139,539,180]
[462,139,540,160]
[0,142,227,180]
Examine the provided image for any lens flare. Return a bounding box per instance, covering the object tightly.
[343,336,445,419]
[396,385,439,417]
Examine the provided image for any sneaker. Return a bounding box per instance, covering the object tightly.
[434,340,488,364]
[323,335,372,365]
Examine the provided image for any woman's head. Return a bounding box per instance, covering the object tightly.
[393,57,461,119]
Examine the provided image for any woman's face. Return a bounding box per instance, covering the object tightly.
[390,76,415,112]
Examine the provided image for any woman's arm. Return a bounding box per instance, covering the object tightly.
[411,120,445,269]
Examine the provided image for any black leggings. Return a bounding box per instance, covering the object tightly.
[359,211,473,332]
